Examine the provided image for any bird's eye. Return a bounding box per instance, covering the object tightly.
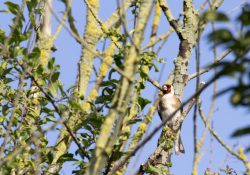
[167,85,171,88]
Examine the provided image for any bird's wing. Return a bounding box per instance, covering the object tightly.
[173,95,183,114]
[157,104,162,121]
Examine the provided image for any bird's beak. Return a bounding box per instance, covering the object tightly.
[162,86,168,91]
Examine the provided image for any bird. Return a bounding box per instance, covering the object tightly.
[157,83,185,154]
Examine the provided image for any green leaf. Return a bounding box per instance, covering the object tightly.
[69,100,83,111]
[47,151,54,164]
[208,29,233,45]
[0,10,9,13]
[45,116,58,123]
[0,68,12,78]
[203,10,229,22]
[57,153,77,163]
[152,63,159,72]
[147,164,162,174]
[0,116,5,123]
[231,91,242,105]
[2,104,9,116]
[127,118,142,125]
[49,82,58,97]
[66,84,76,93]
[58,104,68,113]
[238,6,250,26]
[95,95,112,104]
[232,126,250,137]
[51,72,60,82]
[13,46,25,57]
[28,47,41,66]
[5,78,14,84]
[100,80,118,87]
[5,1,19,15]
[113,53,124,69]
[42,106,55,115]
[20,130,30,141]
[88,114,104,129]
[29,47,41,58]
[138,97,151,111]
[156,57,166,63]
[26,0,39,12]
[12,114,18,127]
[48,58,55,70]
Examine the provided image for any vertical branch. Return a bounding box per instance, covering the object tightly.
[38,0,53,68]
[82,37,118,112]
[171,0,198,99]
[148,0,161,51]
[112,2,162,172]
[192,29,201,175]
[41,0,52,36]
[78,0,100,100]
[111,1,161,172]
[113,100,159,175]
[87,1,153,174]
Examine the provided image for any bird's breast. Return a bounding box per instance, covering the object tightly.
[159,94,176,109]
[159,94,179,117]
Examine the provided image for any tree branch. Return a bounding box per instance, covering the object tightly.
[198,98,250,173]
[147,76,161,90]
[188,49,232,81]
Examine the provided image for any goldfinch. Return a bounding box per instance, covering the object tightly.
[158,83,185,154]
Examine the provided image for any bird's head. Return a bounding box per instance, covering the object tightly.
[162,83,174,95]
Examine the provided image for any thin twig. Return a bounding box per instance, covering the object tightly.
[198,99,250,168]
[116,0,135,47]
[197,8,218,168]
[146,76,161,90]
[192,26,201,174]
[188,49,232,81]
[52,0,72,40]
[143,28,174,50]
[83,0,122,49]
[193,37,200,167]
[197,0,210,12]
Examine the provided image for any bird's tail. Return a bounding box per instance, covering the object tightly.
[174,130,185,155]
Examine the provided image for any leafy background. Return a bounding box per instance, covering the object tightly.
[0,0,250,174]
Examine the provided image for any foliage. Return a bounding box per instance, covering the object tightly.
[207,4,250,148]
[0,1,250,175]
